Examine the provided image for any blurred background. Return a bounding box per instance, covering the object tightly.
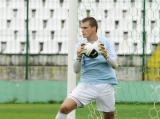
[0,0,160,119]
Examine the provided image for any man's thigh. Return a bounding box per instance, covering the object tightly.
[68,83,97,107]
[96,84,115,112]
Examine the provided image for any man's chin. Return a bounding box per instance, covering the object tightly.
[82,35,87,38]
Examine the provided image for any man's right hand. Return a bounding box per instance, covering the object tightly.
[76,43,85,61]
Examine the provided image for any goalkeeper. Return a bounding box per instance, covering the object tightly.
[55,17,118,119]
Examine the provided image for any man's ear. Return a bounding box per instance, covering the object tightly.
[92,26,97,32]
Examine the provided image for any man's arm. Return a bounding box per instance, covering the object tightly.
[73,43,85,73]
[104,57,118,69]
[99,43,118,69]
[73,60,81,73]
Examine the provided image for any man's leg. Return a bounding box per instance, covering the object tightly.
[95,84,115,119]
[103,112,115,119]
[55,98,77,119]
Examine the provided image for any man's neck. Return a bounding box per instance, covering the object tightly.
[87,35,98,43]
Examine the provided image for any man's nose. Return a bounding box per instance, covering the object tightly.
[81,29,84,33]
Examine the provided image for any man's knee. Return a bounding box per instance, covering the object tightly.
[59,105,71,114]
[59,98,77,114]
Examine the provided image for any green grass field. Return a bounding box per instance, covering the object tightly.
[0,103,159,119]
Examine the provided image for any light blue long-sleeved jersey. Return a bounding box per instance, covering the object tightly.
[74,36,118,85]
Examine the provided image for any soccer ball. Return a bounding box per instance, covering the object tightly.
[84,41,100,58]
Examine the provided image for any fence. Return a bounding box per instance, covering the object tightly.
[0,80,160,103]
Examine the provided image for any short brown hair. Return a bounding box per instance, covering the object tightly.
[81,17,98,32]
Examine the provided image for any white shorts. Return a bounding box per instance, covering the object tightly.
[68,83,115,112]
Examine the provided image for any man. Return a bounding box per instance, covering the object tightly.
[55,17,118,119]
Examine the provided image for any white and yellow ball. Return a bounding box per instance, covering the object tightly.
[84,41,100,58]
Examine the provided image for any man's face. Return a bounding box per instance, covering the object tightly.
[80,21,96,38]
